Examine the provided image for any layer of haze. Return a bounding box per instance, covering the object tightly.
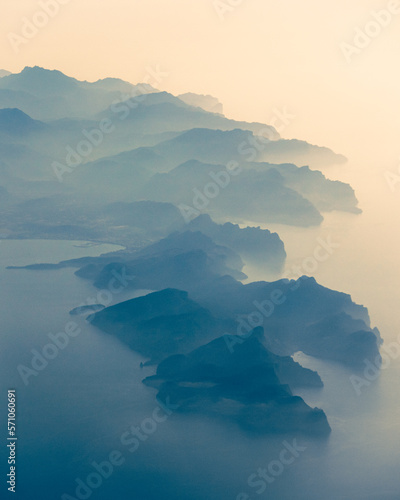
[1,2,400,498]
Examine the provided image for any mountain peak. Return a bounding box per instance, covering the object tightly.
[0,66,79,97]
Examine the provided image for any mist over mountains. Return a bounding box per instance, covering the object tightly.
[1,66,380,441]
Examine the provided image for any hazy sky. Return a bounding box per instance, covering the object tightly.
[1,0,400,159]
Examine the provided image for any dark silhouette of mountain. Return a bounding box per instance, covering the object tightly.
[0,108,48,136]
[91,289,232,361]
[247,161,361,214]
[92,291,331,435]
[1,67,377,374]
[0,69,354,234]
[134,230,244,276]
[185,214,286,270]
[85,236,246,292]
[190,275,382,368]
[151,127,345,168]
[97,92,279,137]
[94,288,201,324]
[144,328,330,435]
[301,312,382,365]
[2,66,381,444]
[0,66,79,97]
[147,326,323,389]
[0,66,155,120]
[0,68,279,142]
[81,261,380,368]
[142,159,324,226]
[77,251,381,368]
